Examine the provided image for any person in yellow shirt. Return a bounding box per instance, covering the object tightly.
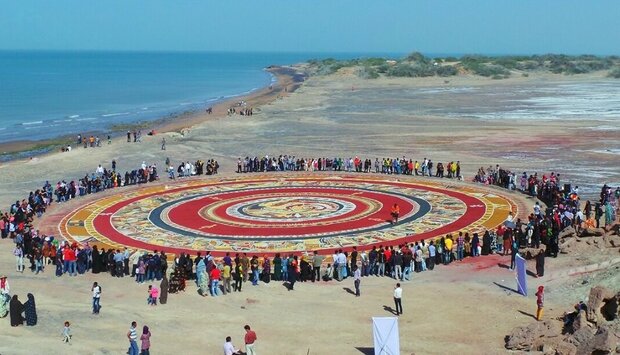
[222,263,232,294]
[444,235,453,265]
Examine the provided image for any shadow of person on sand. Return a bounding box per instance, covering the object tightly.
[493,281,519,294]
[497,263,511,269]
[518,310,538,320]
[343,287,355,295]
[382,305,397,315]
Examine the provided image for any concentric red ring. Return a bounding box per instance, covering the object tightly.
[165,187,416,236]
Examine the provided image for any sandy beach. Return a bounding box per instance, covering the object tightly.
[0,68,619,354]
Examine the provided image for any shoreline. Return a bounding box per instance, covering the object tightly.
[0,65,305,161]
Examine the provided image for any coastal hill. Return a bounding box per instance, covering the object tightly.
[307,52,620,80]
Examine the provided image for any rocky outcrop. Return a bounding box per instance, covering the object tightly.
[587,286,617,324]
[505,320,560,351]
[506,286,620,354]
[581,227,607,237]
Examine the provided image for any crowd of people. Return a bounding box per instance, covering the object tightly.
[236,154,463,178]
[1,147,619,352]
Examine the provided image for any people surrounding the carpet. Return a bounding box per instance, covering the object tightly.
[235,155,463,180]
[0,152,618,355]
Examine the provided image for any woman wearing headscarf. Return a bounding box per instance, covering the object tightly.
[23,293,37,326]
[535,285,545,321]
[261,256,271,283]
[9,295,24,326]
[198,270,209,296]
[481,231,491,255]
[140,325,151,355]
[159,274,168,304]
[535,248,546,277]
[91,245,101,274]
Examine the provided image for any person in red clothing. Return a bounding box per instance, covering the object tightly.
[536,285,545,321]
[63,246,77,276]
[210,266,221,296]
[244,324,257,355]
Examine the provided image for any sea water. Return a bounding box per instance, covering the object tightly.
[0,51,394,143]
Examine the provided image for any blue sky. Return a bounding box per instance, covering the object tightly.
[1,0,618,55]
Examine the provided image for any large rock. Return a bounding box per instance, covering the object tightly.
[603,234,620,248]
[576,324,620,354]
[542,340,577,355]
[571,311,590,333]
[587,286,616,324]
[505,320,559,351]
[560,237,579,254]
[580,227,606,237]
[569,326,595,348]
[559,227,577,239]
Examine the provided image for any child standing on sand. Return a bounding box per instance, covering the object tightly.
[62,321,72,344]
[536,286,545,321]
[147,285,158,306]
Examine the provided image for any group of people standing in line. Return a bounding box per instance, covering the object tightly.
[236,154,462,179]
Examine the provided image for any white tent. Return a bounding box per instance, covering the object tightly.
[372,317,400,355]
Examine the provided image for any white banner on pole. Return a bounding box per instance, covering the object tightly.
[372,317,400,355]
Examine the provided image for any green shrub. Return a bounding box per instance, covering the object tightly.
[357,66,380,79]
[608,67,620,78]
[436,65,458,77]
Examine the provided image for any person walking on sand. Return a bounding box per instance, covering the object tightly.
[128,321,139,355]
[62,321,72,344]
[140,325,151,355]
[536,286,545,321]
[161,138,166,151]
[244,325,257,355]
[92,282,101,314]
[393,283,403,316]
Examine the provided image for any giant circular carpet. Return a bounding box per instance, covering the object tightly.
[58,175,517,255]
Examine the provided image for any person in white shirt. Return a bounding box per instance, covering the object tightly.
[336,251,347,281]
[223,336,241,355]
[393,283,403,316]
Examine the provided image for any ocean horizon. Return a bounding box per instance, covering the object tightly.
[0,50,403,144]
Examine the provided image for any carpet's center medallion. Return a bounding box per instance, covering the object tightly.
[228,196,354,222]
[58,175,517,255]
